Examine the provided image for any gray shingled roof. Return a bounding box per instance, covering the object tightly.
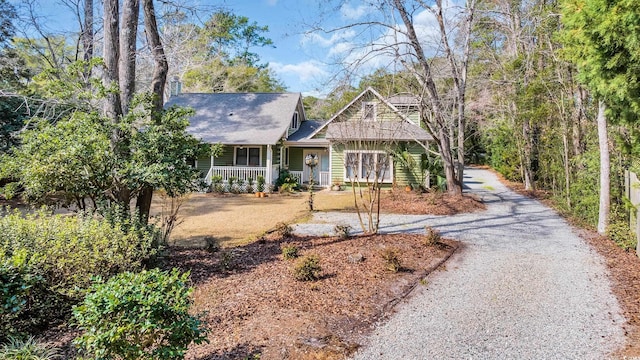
[326,121,432,142]
[164,92,301,145]
[287,120,329,145]
[386,93,420,106]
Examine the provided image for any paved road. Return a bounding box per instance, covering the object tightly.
[294,167,625,359]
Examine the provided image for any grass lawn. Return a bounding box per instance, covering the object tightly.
[152,190,355,248]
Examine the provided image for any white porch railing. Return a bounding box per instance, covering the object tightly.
[290,170,330,187]
[207,166,267,184]
[204,167,214,185]
[289,171,303,185]
[320,171,330,187]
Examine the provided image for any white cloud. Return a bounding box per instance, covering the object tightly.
[328,42,354,56]
[270,60,329,83]
[265,0,278,6]
[302,29,356,48]
[340,3,369,20]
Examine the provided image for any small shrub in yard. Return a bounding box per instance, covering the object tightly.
[218,250,236,271]
[607,221,637,251]
[204,236,220,253]
[334,224,352,239]
[281,245,299,260]
[0,254,61,342]
[424,226,441,246]
[275,222,293,238]
[0,336,61,360]
[293,255,322,281]
[379,248,402,273]
[73,268,208,360]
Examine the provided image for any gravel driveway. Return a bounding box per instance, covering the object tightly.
[294,167,625,359]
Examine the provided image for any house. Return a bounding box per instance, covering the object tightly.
[165,92,304,189]
[166,87,432,191]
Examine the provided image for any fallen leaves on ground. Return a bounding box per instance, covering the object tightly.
[168,233,458,360]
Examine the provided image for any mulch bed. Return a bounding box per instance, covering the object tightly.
[167,233,458,360]
[380,189,485,215]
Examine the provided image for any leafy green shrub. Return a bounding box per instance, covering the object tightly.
[281,245,299,260]
[0,209,159,296]
[218,250,236,271]
[256,176,265,192]
[293,255,322,281]
[0,208,161,336]
[275,222,293,238]
[424,226,441,246]
[210,175,224,193]
[279,182,296,193]
[73,268,208,360]
[0,253,61,342]
[379,248,402,273]
[275,169,298,190]
[228,176,240,194]
[204,236,220,253]
[334,224,352,239]
[607,221,637,251]
[0,336,61,360]
[247,177,255,194]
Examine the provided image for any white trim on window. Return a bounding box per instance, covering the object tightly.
[234,146,262,166]
[362,102,376,121]
[290,111,299,130]
[343,150,392,183]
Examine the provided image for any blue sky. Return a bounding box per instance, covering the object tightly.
[206,0,451,96]
[224,0,331,95]
[16,0,451,97]
[221,0,371,96]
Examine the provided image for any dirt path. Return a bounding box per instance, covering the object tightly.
[296,167,626,359]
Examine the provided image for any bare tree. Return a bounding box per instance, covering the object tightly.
[314,0,477,194]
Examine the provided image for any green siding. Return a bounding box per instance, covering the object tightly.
[215,146,235,166]
[330,142,425,188]
[393,143,425,187]
[196,156,211,177]
[203,144,283,168]
[330,144,345,183]
[289,148,304,171]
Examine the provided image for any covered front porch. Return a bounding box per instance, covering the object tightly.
[198,144,281,191]
[285,146,331,188]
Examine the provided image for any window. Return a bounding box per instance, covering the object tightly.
[235,147,261,166]
[344,151,392,183]
[290,111,299,129]
[363,102,376,121]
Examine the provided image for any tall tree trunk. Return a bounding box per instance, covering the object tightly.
[394,0,464,195]
[562,123,571,208]
[119,0,140,114]
[522,118,534,190]
[143,0,168,113]
[82,0,93,64]
[136,0,169,223]
[597,100,610,234]
[103,0,122,123]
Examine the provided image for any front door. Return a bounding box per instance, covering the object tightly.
[303,150,328,186]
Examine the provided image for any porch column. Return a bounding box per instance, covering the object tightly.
[329,145,333,186]
[266,144,273,192]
